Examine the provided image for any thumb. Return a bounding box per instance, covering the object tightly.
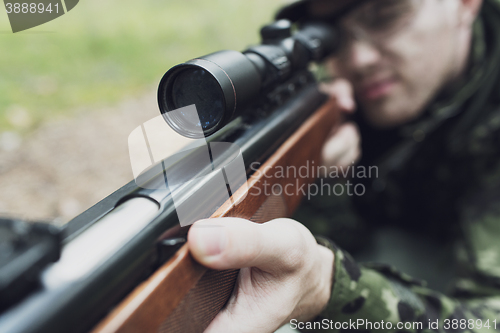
[188,217,311,274]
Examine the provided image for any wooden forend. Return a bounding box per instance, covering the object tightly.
[92,97,340,333]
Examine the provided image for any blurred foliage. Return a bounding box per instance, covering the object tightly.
[0,0,285,131]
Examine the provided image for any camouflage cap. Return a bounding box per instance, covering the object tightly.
[275,0,368,23]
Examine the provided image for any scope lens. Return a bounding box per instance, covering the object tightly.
[170,68,225,132]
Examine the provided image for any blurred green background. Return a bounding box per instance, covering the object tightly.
[0,0,285,132]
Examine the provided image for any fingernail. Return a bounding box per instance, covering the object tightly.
[196,226,227,257]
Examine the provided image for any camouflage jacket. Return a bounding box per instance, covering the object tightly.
[297,0,500,332]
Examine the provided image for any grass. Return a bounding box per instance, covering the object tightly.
[0,0,285,132]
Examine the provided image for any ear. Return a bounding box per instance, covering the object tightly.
[459,0,483,26]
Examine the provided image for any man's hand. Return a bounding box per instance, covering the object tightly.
[320,79,361,171]
[188,218,334,333]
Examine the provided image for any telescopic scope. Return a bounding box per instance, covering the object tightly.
[158,20,338,138]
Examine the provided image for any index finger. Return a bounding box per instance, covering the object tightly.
[319,78,356,113]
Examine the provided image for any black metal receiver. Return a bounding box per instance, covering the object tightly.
[158,19,337,138]
[0,218,61,312]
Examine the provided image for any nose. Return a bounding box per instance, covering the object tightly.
[346,39,382,70]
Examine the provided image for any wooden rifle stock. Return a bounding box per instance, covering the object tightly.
[92,97,341,333]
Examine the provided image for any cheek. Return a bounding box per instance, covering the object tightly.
[383,21,457,106]
[360,25,458,126]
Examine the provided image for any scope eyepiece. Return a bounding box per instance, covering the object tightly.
[158,50,262,138]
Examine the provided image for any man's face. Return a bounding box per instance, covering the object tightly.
[320,0,470,128]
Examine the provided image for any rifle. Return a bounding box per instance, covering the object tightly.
[0,18,341,333]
